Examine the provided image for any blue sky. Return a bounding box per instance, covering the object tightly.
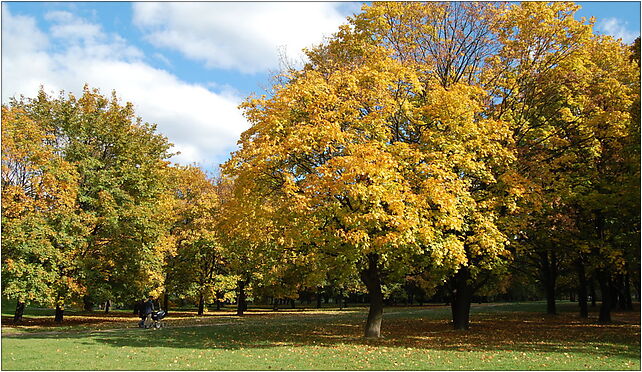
[2,2,640,174]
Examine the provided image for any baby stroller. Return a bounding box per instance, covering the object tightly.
[149,310,166,329]
[141,310,166,329]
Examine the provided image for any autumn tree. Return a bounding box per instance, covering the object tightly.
[486,3,639,319]
[3,86,175,321]
[304,2,518,330]
[225,1,639,334]
[217,166,325,316]
[223,0,519,335]
[1,104,85,322]
[571,36,640,322]
[164,166,235,315]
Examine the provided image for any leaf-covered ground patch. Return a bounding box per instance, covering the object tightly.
[2,302,639,370]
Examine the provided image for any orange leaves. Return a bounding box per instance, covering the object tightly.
[223,1,640,307]
[2,102,84,305]
[223,2,527,293]
[1,105,79,218]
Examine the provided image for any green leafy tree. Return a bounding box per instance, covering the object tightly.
[3,86,174,321]
[1,104,87,322]
[484,3,638,319]
[164,166,236,315]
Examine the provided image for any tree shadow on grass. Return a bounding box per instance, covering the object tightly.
[7,305,640,361]
[2,307,368,331]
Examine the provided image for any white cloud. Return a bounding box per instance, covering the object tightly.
[597,17,639,44]
[1,4,249,171]
[45,10,102,42]
[153,52,172,68]
[132,2,353,74]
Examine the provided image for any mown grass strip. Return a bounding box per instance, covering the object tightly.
[2,302,639,370]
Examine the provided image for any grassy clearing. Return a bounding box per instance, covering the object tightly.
[2,302,639,370]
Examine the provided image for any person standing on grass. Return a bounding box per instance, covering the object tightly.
[138,296,154,328]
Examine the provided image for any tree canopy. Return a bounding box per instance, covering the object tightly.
[1,2,638,337]
[222,1,639,335]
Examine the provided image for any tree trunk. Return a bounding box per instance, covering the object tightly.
[104,300,111,314]
[633,273,641,302]
[198,293,205,315]
[83,296,94,312]
[216,297,222,311]
[216,290,225,311]
[450,266,474,330]
[316,287,322,309]
[236,280,247,316]
[624,272,633,310]
[597,269,612,323]
[55,305,64,323]
[595,211,610,323]
[290,299,296,309]
[617,278,627,310]
[540,250,557,315]
[576,259,589,318]
[360,253,384,338]
[14,301,25,323]
[610,280,619,310]
[164,292,169,314]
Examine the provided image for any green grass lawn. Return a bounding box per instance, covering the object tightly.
[2,301,639,370]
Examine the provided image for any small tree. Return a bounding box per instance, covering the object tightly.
[165,166,235,315]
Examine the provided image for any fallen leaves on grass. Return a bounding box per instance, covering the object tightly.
[3,304,640,370]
